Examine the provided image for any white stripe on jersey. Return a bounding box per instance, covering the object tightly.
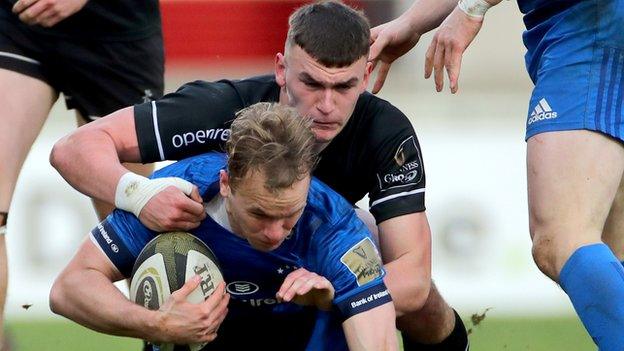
[370,188,425,208]
[151,101,165,161]
[0,51,40,65]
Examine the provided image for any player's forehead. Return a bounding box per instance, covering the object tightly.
[287,45,366,85]
[235,171,309,214]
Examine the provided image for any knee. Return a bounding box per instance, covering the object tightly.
[530,227,560,280]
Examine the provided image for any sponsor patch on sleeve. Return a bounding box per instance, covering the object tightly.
[340,237,383,286]
[89,218,135,277]
[335,283,392,320]
[376,136,423,192]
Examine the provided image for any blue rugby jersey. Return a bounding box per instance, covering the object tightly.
[91,152,392,350]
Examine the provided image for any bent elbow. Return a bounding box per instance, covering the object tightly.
[394,278,431,317]
[50,135,73,174]
[49,277,67,316]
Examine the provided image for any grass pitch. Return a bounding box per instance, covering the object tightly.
[7,316,594,350]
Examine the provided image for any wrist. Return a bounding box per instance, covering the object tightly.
[457,0,492,18]
[114,172,151,217]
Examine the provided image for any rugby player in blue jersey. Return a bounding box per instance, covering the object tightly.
[51,2,470,350]
[49,102,398,351]
[370,0,624,348]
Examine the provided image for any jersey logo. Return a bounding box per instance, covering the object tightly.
[341,238,383,286]
[528,98,557,125]
[226,281,260,296]
[377,136,423,192]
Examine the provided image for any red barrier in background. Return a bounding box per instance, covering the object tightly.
[160,0,384,65]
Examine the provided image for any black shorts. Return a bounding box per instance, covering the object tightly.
[0,9,164,121]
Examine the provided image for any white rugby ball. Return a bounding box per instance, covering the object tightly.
[129,232,224,351]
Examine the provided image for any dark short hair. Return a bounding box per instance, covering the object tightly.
[287,0,370,67]
[226,102,318,192]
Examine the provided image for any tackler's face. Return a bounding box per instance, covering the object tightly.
[220,169,309,252]
[275,45,372,146]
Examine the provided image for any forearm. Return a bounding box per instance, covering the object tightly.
[51,131,130,204]
[343,303,398,351]
[51,106,141,205]
[400,0,458,36]
[383,252,431,317]
[50,268,159,340]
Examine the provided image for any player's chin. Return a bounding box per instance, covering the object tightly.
[311,128,339,144]
[250,239,283,252]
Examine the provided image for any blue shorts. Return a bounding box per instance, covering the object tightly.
[523,0,624,141]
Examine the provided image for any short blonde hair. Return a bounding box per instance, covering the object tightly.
[226,102,317,191]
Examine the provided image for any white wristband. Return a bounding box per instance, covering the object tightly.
[0,225,6,236]
[114,172,195,218]
[458,0,492,18]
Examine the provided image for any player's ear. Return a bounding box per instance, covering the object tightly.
[275,52,287,87]
[219,170,231,197]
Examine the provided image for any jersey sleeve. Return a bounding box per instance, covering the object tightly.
[134,80,243,162]
[89,211,156,278]
[90,154,224,277]
[309,208,392,321]
[368,103,426,223]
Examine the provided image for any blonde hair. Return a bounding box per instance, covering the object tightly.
[226,102,317,191]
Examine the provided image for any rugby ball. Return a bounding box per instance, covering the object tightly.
[129,232,224,351]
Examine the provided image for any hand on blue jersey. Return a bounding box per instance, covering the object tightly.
[155,278,229,344]
[424,6,484,94]
[369,17,422,94]
[276,268,335,311]
[139,185,207,232]
[12,0,88,27]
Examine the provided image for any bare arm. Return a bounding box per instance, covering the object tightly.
[50,108,206,231]
[51,107,139,205]
[49,238,229,343]
[343,303,398,351]
[378,212,432,316]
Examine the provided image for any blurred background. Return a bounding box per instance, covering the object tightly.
[4,0,594,350]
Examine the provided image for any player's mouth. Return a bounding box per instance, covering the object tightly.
[312,121,339,130]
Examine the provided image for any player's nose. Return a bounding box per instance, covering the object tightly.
[316,89,335,115]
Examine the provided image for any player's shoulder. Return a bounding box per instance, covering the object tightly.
[305,177,354,224]
[175,74,279,105]
[152,152,225,183]
[355,91,410,123]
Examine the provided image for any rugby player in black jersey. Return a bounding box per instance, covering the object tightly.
[0,0,163,345]
[51,1,468,350]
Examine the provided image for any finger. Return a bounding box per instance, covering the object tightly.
[182,190,207,218]
[447,48,463,94]
[368,30,389,62]
[282,274,315,301]
[276,268,308,300]
[18,0,49,24]
[433,41,446,92]
[203,282,226,309]
[372,62,391,94]
[295,275,322,296]
[12,0,37,14]
[424,36,437,79]
[166,177,195,196]
[173,275,201,298]
[188,187,204,204]
[39,10,62,27]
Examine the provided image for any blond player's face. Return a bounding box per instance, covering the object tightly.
[276,45,372,145]
[220,170,309,252]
